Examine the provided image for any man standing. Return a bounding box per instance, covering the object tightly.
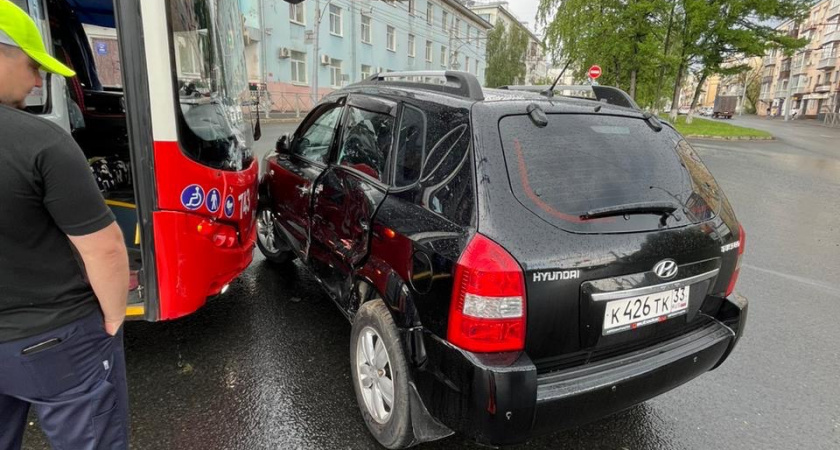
[0,1,130,449]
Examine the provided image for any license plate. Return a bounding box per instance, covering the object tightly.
[602,286,690,335]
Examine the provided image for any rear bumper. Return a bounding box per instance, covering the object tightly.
[412,294,748,446]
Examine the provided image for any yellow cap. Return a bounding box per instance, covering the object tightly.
[0,0,75,77]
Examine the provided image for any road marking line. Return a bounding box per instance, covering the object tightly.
[742,264,840,297]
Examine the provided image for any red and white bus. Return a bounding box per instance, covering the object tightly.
[19,0,260,321]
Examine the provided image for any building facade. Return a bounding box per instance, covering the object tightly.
[239,0,491,114]
[467,1,548,84]
[758,0,840,118]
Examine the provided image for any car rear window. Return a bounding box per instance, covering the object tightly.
[499,114,721,233]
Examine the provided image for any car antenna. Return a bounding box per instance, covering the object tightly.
[541,59,572,98]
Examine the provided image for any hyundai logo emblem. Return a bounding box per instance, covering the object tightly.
[653,259,678,279]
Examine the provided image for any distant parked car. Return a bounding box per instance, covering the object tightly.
[699,106,713,116]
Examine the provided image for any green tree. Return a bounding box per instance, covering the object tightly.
[537,0,809,117]
[668,0,808,122]
[538,0,677,107]
[485,21,529,87]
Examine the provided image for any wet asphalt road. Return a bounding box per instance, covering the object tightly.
[22,117,840,449]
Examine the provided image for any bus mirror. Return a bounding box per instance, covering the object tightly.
[276,133,292,156]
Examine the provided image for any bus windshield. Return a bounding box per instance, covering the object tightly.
[169,0,254,171]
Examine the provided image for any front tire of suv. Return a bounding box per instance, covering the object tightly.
[350,299,413,449]
[256,208,294,265]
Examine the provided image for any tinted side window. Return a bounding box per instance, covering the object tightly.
[294,105,342,164]
[337,106,395,182]
[394,105,426,188]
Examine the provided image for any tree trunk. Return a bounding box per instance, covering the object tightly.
[686,72,708,125]
[630,70,638,99]
[669,60,684,122]
[655,0,677,112]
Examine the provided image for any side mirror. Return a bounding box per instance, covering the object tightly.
[276,133,292,156]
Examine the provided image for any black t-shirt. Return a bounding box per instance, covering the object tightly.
[0,105,115,343]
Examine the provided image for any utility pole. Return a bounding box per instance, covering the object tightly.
[311,0,320,106]
[739,77,747,116]
[258,0,268,118]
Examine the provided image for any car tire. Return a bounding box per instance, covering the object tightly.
[256,207,295,265]
[350,298,414,449]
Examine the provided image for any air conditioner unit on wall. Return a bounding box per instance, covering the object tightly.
[321,54,331,65]
[278,47,291,59]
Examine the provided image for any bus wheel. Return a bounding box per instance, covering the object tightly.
[351,299,413,449]
[257,208,294,264]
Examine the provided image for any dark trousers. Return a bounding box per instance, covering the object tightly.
[0,312,128,450]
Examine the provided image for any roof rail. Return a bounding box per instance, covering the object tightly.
[355,71,485,101]
[499,84,640,110]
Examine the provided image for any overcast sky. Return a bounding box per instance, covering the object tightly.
[500,0,543,35]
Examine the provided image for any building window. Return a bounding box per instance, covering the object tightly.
[361,64,372,80]
[408,0,415,15]
[453,50,459,69]
[442,11,449,31]
[329,5,342,36]
[408,34,416,57]
[454,18,461,37]
[426,40,433,62]
[361,14,371,44]
[480,13,491,22]
[387,26,396,52]
[426,2,433,25]
[291,50,307,84]
[289,4,305,25]
[466,26,472,44]
[330,58,343,87]
[465,56,470,73]
[440,45,448,67]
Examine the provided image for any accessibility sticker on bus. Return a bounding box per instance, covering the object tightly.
[206,188,221,213]
[181,185,205,211]
[224,195,235,218]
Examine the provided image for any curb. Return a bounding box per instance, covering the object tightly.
[684,135,774,141]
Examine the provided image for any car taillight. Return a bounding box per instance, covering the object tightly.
[447,234,526,353]
[725,224,745,297]
[197,220,238,248]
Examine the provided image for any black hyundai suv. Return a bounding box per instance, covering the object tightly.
[257,72,748,448]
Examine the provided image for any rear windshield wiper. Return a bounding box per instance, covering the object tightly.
[580,201,679,220]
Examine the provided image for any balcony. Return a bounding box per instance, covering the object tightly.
[815,83,833,93]
[763,56,777,67]
[792,63,808,75]
[760,90,773,101]
[775,87,789,98]
[792,83,810,95]
[824,30,840,46]
[817,55,838,70]
[762,75,774,84]
[829,4,840,20]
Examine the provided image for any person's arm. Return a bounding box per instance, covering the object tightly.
[68,224,128,335]
[37,134,128,335]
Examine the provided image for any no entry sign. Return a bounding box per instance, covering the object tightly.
[588,65,602,79]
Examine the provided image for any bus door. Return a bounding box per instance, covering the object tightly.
[29,0,261,321]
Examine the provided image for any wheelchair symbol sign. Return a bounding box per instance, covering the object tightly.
[224,195,235,218]
[181,184,205,210]
[206,188,221,213]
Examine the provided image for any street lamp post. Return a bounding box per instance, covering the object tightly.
[311,0,320,106]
